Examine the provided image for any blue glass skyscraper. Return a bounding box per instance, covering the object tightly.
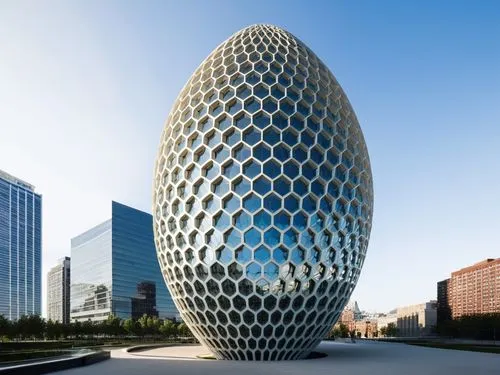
[70,201,178,321]
[0,169,42,320]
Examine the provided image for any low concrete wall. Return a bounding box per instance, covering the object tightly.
[0,350,110,374]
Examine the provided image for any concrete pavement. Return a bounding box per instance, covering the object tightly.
[52,340,500,375]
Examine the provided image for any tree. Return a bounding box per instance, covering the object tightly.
[46,319,57,340]
[105,314,123,336]
[146,316,161,336]
[338,323,349,338]
[159,319,175,338]
[138,314,149,336]
[178,322,191,337]
[386,323,398,337]
[380,326,387,337]
[0,315,11,341]
[123,318,138,336]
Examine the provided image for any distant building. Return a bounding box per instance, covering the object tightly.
[437,278,451,325]
[70,201,178,322]
[396,301,437,337]
[0,169,42,320]
[376,311,397,332]
[354,319,378,338]
[47,257,71,324]
[443,259,500,319]
[345,300,363,320]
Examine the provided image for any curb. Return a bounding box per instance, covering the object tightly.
[0,351,110,374]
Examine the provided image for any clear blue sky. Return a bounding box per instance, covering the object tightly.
[1,1,499,315]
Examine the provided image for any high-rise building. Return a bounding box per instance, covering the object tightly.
[438,258,500,319]
[396,301,437,337]
[70,201,178,322]
[0,169,42,320]
[47,257,71,324]
[152,24,374,360]
[437,278,451,325]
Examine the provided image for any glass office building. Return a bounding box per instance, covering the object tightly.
[0,169,42,320]
[70,201,178,321]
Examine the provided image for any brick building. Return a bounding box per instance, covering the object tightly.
[437,258,500,321]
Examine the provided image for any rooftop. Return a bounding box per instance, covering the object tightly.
[0,168,36,191]
[452,258,500,276]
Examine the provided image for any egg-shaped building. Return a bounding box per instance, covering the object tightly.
[153,24,373,360]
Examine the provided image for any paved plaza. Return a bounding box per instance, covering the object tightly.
[53,340,500,375]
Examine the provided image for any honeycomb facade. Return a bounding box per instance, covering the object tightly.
[153,24,373,360]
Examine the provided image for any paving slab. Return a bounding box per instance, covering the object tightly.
[52,340,500,375]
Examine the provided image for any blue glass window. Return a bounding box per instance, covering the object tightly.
[223,161,240,179]
[297,100,309,116]
[243,127,261,145]
[234,211,251,231]
[263,160,281,179]
[264,263,279,280]
[319,197,332,214]
[253,112,270,129]
[253,143,271,162]
[233,177,251,196]
[224,129,240,146]
[262,72,275,85]
[274,177,290,196]
[253,176,271,196]
[244,98,260,114]
[290,115,304,131]
[302,162,315,180]
[242,160,260,179]
[254,84,269,99]
[293,179,307,196]
[273,246,288,264]
[236,84,251,100]
[264,228,280,247]
[274,211,290,230]
[235,113,251,129]
[271,85,284,100]
[264,193,280,212]
[246,262,262,280]
[254,210,271,229]
[303,195,316,213]
[284,195,299,213]
[223,194,240,213]
[291,247,305,263]
[244,228,261,247]
[225,229,242,249]
[243,193,261,212]
[274,143,290,162]
[293,146,307,163]
[283,229,298,247]
[293,211,307,230]
[235,246,251,263]
[217,246,233,264]
[233,143,251,162]
[272,113,288,130]
[214,145,230,164]
[216,115,231,131]
[280,99,294,115]
[311,180,325,197]
[255,245,271,263]
[262,97,278,113]
[263,127,280,146]
[283,161,299,180]
[214,211,230,230]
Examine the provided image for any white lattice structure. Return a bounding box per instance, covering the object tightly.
[153,24,373,360]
